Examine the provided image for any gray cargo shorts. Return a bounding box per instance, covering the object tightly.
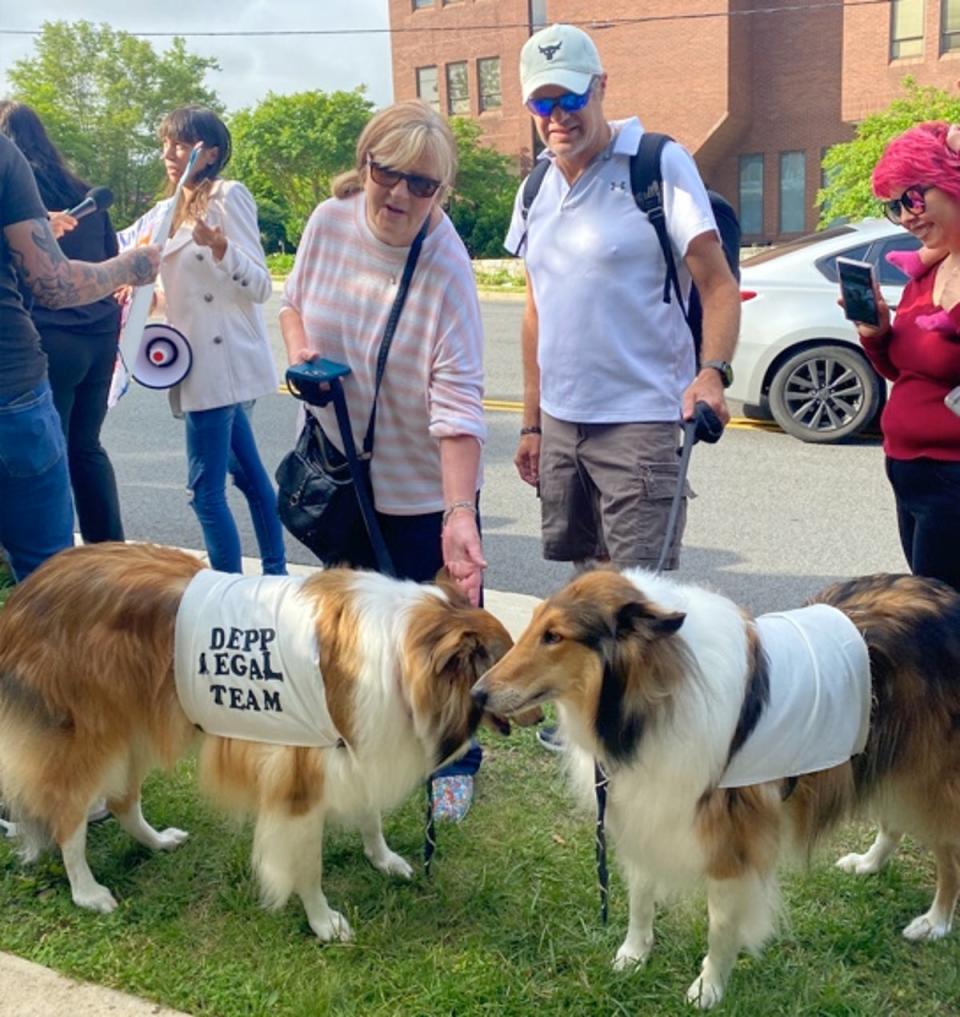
[538,412,694,570]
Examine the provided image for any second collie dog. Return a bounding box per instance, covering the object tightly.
[0,542,514,941]
[471,568,960,1008]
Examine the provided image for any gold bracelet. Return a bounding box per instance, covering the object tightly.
[442,500,477,527]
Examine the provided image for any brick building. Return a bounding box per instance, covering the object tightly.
[389,0,960,243]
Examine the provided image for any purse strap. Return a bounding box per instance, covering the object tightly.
[362,214,430,456]
[325,213,431,577]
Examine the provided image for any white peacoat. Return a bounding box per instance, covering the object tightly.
[118,178,279,413]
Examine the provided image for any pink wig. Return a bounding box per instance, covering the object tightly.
[872,121,960,203]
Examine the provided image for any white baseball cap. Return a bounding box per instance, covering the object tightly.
[519,24,603,104]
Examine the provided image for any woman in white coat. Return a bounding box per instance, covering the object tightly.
[120,107,286,574]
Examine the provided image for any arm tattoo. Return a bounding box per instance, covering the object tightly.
[13,217,153,310]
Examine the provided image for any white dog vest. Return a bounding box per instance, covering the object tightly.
[718,603,870,788]
[174,571,344,748]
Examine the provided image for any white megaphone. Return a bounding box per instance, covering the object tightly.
[133,322,193,389]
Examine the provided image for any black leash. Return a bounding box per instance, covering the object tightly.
[424,776,438,876]
[592,401,723,923]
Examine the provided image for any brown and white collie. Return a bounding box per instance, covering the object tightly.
[471,568,960,1009]
[0,542,514,941]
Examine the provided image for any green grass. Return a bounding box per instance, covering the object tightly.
[472,265,525,292]
[1,730,958,1017]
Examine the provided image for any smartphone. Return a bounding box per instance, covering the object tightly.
[837,257,880,327]
[285,358,351,407]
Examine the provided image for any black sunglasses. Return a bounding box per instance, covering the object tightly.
[367,156,441,199]
[883,185,933,224]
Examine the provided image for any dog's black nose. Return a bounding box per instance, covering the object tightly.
[470,686,489,709]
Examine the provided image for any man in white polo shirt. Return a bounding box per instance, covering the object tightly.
[505,23,740,581]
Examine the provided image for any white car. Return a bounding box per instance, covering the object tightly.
[730,218,920,442]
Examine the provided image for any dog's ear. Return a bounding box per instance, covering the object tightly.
[615,600,685,640]
[433,567,471,607]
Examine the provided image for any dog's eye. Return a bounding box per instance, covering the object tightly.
[542,629,563,645]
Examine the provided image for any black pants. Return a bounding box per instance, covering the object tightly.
[885,456,960,593]
[40,325,124,543]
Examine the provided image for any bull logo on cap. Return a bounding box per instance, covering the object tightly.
[538,42,562,60]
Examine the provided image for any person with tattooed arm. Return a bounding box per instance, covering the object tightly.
[0,134,160,581]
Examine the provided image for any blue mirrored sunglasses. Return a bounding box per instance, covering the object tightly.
[525,83,594,118]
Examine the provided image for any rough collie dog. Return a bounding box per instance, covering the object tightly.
[471,569,960,1008]
[0,542,513,941]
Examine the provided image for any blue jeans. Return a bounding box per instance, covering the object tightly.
[184,403,286,575]
[0,380,75,580]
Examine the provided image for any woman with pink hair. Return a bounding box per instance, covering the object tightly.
[859,120,960,591]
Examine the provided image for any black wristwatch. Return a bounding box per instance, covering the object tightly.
[701,359,734,388]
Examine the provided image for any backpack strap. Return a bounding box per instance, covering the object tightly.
[510,157,552,256]
[631,131,688,319]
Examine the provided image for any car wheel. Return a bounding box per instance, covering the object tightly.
[768,344,881,443]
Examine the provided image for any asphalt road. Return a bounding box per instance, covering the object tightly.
[102,292,905,616]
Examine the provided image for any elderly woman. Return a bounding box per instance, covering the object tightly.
[279,100,486,819]
[859,121,960,592]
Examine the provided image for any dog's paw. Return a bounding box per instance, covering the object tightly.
[686,975,724,1010]
[311,909,354,943]
[369,849,413,880]
[73,883,118,914]
[835,851,881,875]
[903,912,952,942]
[612,938,652,971]
[154,827,189,851]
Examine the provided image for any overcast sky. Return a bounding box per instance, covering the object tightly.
[0,2,394,113]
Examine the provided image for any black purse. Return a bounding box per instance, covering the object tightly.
[275,218,429,572]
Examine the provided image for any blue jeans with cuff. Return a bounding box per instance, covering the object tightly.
[184,402,286,575]
[0,380,74,581]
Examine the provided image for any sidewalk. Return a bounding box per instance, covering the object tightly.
[0,551,541,1017]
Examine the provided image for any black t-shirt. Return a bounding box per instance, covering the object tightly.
[0,135,47,397]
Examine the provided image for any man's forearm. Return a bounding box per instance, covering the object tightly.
[521,279,541,425]
[9,216,158,309]
[698,278,741,365]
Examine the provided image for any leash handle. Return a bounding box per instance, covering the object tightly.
[653,401,724,572]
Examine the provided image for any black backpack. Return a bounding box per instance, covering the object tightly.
[516,131,741,362]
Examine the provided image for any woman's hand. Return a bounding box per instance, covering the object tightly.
[442,509,487,607]
[840,290,891,340]
[48,211,78,239]
[193,218,227,261]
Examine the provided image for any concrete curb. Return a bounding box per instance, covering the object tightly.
[1,547,541,1015]
[0,951,192,1017]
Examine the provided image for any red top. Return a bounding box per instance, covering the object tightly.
[860,266,960,461]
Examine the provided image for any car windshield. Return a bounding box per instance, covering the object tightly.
[741,225,857,267]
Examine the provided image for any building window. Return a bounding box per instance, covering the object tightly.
[531,0,548,29]
[412,0,434,8]
[943,0,960,52]
[739,154,763,235]
[446,61,469,115]
[416,66,439,112]
[780,151,806,234]
[478,57,502,112]
[891,0,924,58]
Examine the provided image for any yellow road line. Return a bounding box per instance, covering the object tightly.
[279,386,782,433]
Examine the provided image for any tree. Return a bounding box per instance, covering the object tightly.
[230,90,375,248]
[818,78,960,227]
[7,20,222,227]
[447,117,518,258]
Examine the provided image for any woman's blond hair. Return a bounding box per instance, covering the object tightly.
[332,100,457,201]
